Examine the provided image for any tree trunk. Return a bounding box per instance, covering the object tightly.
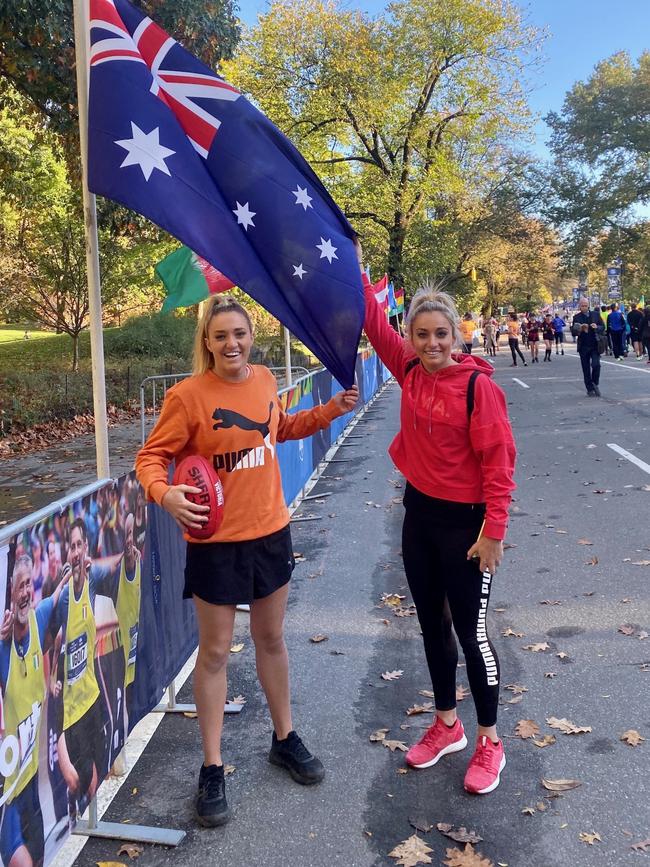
[387,213,407,286]
[71,333,79,372]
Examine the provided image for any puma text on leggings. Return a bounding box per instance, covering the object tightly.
[401,483,500,726]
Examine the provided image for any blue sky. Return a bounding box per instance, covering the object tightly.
[235,0,649,161]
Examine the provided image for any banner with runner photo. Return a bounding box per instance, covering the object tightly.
[0,472,195,866]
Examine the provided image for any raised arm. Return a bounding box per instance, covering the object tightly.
[135,390,191,505]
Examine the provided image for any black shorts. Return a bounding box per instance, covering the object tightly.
[184,525,295,605]
[65,697,107,798]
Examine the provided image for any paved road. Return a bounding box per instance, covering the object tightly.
[37,344,650,865]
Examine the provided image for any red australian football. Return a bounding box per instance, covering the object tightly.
[172,455,224,539]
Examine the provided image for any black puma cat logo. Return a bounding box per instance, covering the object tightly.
[212,402,275,457]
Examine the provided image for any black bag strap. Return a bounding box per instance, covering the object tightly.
[467,369,482,419]
[404,357,419,376]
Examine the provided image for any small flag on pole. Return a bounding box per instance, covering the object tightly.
[156,246,234,312]
[372,274,389,317]
[394,286,405,315]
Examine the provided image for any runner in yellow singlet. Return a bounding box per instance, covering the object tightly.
[53,519,119,816]
[0,554,68,867]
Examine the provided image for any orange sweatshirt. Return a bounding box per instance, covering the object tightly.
[135,366,342,543]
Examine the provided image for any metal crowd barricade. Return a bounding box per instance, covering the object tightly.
[139,367,311,446]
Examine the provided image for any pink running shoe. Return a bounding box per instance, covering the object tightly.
[405,717,467,769]
[464,736,506,794]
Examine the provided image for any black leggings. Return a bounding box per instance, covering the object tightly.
[508,337,526,364]
[401,484,500,727]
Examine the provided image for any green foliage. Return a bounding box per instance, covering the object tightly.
[546,51,650,278]
[103,312,196,358]
[0,0,240,136]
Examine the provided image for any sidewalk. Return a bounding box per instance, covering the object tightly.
[61,370,649,867]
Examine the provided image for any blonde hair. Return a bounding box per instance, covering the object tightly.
[405,283,461,346]
[192,295,253,375]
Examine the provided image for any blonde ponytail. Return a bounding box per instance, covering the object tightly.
[405,283,461,346]
[192,295,253,375]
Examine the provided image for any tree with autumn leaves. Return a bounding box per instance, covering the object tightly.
[227,0,549,299]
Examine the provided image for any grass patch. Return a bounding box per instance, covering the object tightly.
[0,325,58,345]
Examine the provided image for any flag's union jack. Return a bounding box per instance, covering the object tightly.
[90,0,239,156]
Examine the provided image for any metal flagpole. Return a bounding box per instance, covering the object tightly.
[71,0,183,848]
[72,0,110,479]
[284,325,293,386]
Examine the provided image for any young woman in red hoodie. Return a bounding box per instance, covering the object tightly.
[358,248,516,794]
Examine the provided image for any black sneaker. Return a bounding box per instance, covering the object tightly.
[196,764,231,827]
[593,386,601,397]
[269,731,325,785]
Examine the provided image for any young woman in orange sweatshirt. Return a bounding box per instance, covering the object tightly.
[136,296,357,827]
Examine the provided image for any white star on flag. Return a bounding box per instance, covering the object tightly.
[293,264,306,279]
[115,123,175,181]
[316,237,338,263]
[292,186,313,210]
[233,201,256,231]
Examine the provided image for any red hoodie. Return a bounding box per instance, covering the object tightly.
[362,274,516,540]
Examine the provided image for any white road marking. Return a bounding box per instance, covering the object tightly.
[607,443,650,476]
[566,355,650,375]
[512,378,530,389]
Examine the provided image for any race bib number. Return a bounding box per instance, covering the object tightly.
[67,634,88,685]
[128,624,138,666]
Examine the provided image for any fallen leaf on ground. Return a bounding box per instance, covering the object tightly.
[540,600,562,606]
[418,689,435,698]
[618,624,636,636]
[369,728,390,742]
[117,844,143,858]
[515,719,540,739]
[544,672,557,678]
[541,778,581,791]
[407,702,434,716]
[388,835,433,866]
[383,739,409,752]
[546,716,592,735]
[577,539,593,545]
[230,694,246,705]
[504,695,522,705]
[502,627,524,637]
[638,630,649,640]
[556,652,570,659]
[443,843,494,866]
[293,552,306,562]
[395,605,417,617]
[182,711,197,718]
[230,643,245,653]
[397,767,408,774]
[532,735,556,748]
[382,593,406,606]
[409,818,434,833]
[521,806,536,816]
[505,684,528,694]
[437,824,483,844]
[224,764,236,776]
[620,729,645,746]
[523,643,550,652]
[631,840,650,852]
[382,670,404,681]
[578,832,601,845]
[456,685,470,701]
[631,560,650,566]
[310,634,328,643]
[96,863,128,867]
[585,556,599,565]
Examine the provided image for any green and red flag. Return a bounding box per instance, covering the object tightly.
[394,286,405,315]
[156,246,234,312]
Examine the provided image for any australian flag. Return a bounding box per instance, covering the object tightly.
[87,0,363,387]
